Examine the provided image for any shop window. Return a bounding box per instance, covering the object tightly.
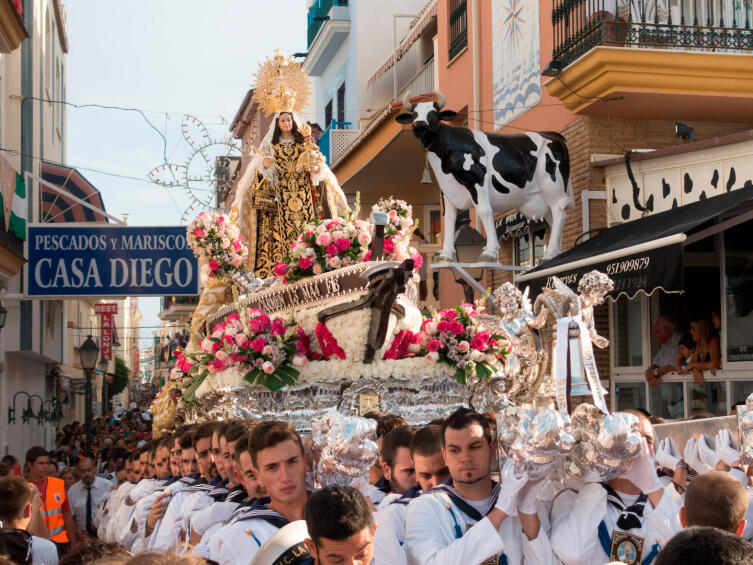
[724,221,753,362]
[649,382,684,419]
[688,381,727,416]
[615,382,646,413]
[448,0,467,60]
[514,228,546,267]
[612,296,643,367]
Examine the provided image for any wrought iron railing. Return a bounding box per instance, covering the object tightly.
[551,0,753,67]
[307,0,349,48]
[448,0,468,59]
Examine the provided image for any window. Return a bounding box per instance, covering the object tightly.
[337,83,345,124]
[615,382,646,413]
[724,221,753,362]
[324,100,333,130]
[513,227,546,267]
[649,382,684,419]
[448,0,468,60]
[688,381,727,416]
[428,207,442,244]
[612,296,643,367]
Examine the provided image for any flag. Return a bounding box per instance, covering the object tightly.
[9,173,26,240]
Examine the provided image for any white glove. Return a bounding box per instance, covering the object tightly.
[698,434,721,469]
[517,475,548,514]
[495,459,528,515]
[655,437,682,471]
[622,438,662,494]
[715,428,742,467]
[684,437,713,475]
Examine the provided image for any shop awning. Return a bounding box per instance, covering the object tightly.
[516,184,753,300]
[40,161,108,223]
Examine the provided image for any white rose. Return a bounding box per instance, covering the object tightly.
[262,345,273,355]
[221,237,231,249]
[471,349,485,362]
[486,354,498,365]
[426,351,439,362]
[292,355,307,368]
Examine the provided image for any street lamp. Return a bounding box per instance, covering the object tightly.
[79,335,99,457]
[99,357,109,418]
[454,217,486,304]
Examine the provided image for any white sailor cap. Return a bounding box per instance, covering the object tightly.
[249,520,312,565]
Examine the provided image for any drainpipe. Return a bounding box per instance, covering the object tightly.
[472,0,480,129]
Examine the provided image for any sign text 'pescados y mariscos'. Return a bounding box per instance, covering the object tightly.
[27,226,199,297]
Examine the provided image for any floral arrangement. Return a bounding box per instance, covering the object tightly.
[170,308,312,395]
[382,303,507,384]
[187,212,248,278]
[273,216,373,282]
[372,197,423,268]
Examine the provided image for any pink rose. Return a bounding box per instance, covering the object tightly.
[292,355,307,368]
[208,259,219,271]
[470,337,486,351]
[336,238,351,251]
[449,321,464,335]
[412,252,423,269]
[234,333,249,346]
[357,232,372,246]
[425,351,439,362]
[363,250,371,261]
[476,331,490,343]
[442,310,458,321]
[436,321,450,333]
[251,337,266,353]
[457,341,470,353]
[326,244,338,256]
[388,209,398,220]
[471,349,485,362]
[210,359,226,372]
[262,361,275,374]
[426,339,442,352]
[193,227,205,238]
[274,263,289,276]
[299,256,312,270]
[313,263,322,274]
[217,216,225,223]
[270,318,286,337]
[383,238,394,254]
[329,256,341,269]
[316,232,332,247]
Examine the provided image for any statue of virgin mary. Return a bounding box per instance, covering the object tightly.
[230,50,349,279]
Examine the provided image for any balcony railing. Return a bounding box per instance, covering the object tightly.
[397,56,436,103]
[307,0,349,48]
[552,0,753,67]
[319,120,355,164]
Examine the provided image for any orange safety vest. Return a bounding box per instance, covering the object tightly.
[41,477,69,543]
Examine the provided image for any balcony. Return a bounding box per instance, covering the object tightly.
[397,56,435,106]
[158,295,199,321]
[319,120,358,165]
[545,0,753,121]
[304,0,350,77]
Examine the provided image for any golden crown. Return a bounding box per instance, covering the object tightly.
[253,48,311,117]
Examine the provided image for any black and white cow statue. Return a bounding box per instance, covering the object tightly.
[396,91,574,262]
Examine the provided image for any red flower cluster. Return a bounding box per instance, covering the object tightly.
[315,322,346,360]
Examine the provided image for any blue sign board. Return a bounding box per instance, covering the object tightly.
[26,225,199,297]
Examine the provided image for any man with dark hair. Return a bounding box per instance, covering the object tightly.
[303,485,376,565]
[178,428,199,478]
[551,409,682,564]
[24,446,77,555]
[372,414,408,501]
[374,425,450,564]
[655,526,753,565]
[681,471,748,534]
[150,423,220,550]
[378,426,417,508]
[210,420,308,565]
[0,475,58,565]
[405,408,553,564]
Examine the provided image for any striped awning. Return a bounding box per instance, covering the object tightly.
[41,161,108,223]
[367,0,437,88]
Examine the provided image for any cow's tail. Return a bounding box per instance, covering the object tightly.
[544,131,574,210]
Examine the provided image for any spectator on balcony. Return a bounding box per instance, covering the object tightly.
[686,318,721,384]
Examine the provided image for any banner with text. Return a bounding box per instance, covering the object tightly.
[26,225,199,297]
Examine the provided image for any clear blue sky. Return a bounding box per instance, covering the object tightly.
[65,0,309,347]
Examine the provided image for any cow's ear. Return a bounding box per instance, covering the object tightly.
[395,113,415,124]
[439,110,457,121]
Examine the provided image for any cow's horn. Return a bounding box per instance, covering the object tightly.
[401,91,414,112]
[433,90,446,110]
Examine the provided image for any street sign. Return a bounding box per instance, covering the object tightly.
[26,225,199,297]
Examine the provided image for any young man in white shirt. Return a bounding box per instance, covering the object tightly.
[374,424,450,565]
[209,419,308,565]
[67,457,113,535]
[377,426,418,510]
[550,410,683,564]
[404,408,555,565]
[0,475,58,565]
[303,485,376,565]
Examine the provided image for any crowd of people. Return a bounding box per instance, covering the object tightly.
[1,404,753,564]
